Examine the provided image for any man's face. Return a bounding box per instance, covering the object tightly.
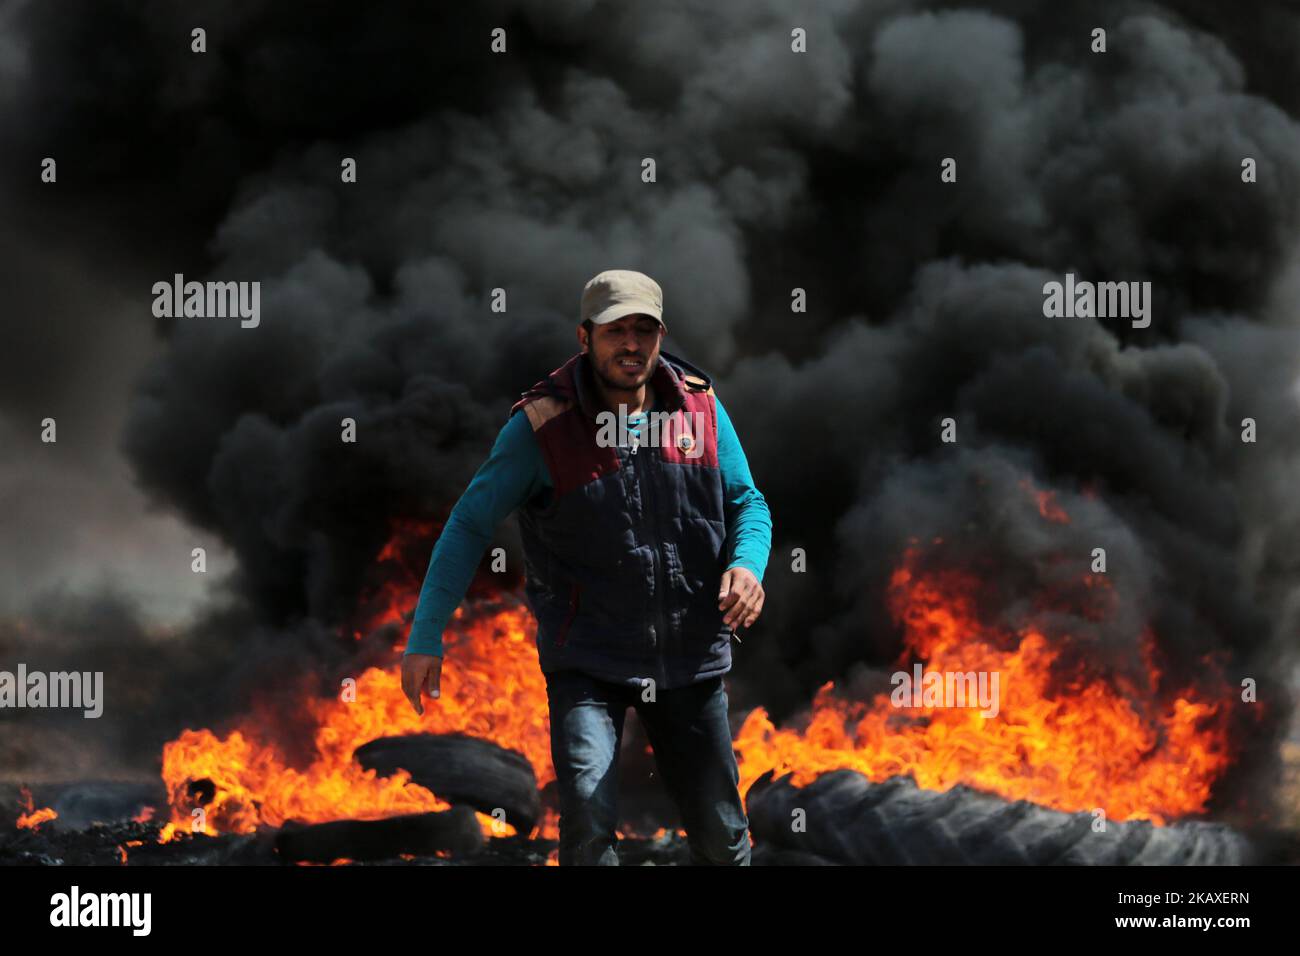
[580,313,664,391]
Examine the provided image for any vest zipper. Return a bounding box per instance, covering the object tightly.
[634,440,669,686]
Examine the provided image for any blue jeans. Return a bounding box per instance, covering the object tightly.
[544,669,752,866]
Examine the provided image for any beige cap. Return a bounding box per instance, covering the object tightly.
[580,269,666,331]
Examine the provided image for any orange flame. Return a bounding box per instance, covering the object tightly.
[15,785,57,830]
[735,544,1247,825]
[350,518,443,639]
[159,491,1249,856]
[160,601,552,843]
[16,806,57,830]
[1020,478,1070,524]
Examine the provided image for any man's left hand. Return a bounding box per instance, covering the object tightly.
[718,566,765,630]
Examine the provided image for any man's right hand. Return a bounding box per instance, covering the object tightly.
[401,653,444,715]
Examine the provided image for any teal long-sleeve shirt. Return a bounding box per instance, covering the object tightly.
[403,393,773,657]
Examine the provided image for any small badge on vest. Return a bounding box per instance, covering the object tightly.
[676,432,696,454]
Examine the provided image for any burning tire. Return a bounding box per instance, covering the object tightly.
[746,769,1255,865]
[354,732,541,834]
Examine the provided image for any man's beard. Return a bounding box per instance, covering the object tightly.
[590,352,657,392]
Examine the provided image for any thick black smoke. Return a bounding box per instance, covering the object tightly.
[2,0,1297,820]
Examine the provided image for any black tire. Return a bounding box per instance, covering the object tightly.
[746,769,1253,865]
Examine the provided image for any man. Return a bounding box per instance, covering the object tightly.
[401,269,772,865]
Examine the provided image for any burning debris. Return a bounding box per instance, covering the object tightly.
[353,734,541,835]
[153,601,554,842]
[13,785,57,831]
[746,769,1257,866]
[274,808,486,864]
[734,534,1257,827]
[0,774,693,867]
[5,480,1294,865]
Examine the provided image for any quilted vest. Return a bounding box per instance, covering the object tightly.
[509,349,732,690]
